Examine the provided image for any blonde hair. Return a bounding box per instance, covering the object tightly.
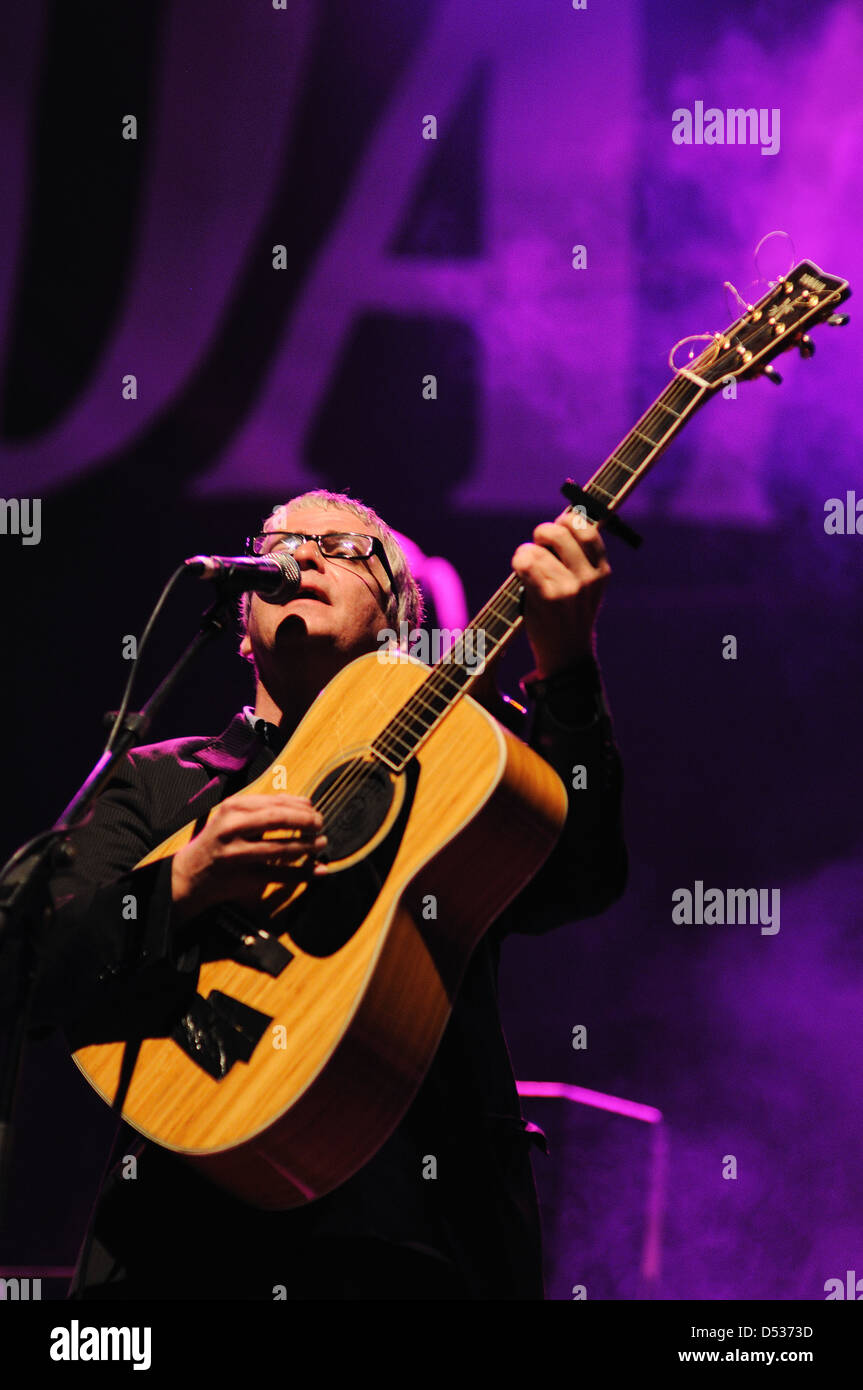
[239,489,423,636]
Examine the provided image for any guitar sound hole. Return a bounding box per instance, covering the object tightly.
[312,758,395,861]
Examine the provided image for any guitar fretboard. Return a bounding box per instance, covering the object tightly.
[370,369,712,771]
[369,259,850,771]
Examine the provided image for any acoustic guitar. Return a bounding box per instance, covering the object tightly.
[73,260,850,1208]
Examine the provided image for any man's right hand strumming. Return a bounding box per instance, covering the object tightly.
[170,793,328,923]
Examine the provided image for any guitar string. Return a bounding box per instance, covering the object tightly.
[294,460,674,836]
[300,297,827,833]
[302,299,823,840]
[311,357,725,803]
[297,361,723,833]
[350,303,792,770]
[363,365,716,753]
[294,310,786,834]
[368,364,722,748]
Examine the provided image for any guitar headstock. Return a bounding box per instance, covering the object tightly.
[690,260,851,389]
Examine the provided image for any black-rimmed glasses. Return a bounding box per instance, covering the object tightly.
[246,531,395,592]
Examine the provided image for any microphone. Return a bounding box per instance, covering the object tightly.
[184,552,302,605]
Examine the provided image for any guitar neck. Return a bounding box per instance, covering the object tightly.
[469,366,713,649]
[584,365,711,511]
[373,253,851,770]
[372,366,712,772]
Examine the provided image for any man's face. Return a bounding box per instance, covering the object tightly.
[239,506,393,684]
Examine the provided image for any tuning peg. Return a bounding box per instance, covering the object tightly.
[798,335,815,359]
[762,364,783,385]
[827,313,850,326]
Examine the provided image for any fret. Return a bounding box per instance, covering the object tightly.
[406,698,441,728]
[373,580,525,770]
[376,260,854,772]
[370,260,851,773]
[607,453,636,475]
[631,427,662,448]
[583,367,715,511]
[373,732,414,770]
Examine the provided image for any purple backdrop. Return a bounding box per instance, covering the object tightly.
[1,0,861,1301]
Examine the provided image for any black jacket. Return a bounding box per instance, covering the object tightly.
[31,657,627,1300]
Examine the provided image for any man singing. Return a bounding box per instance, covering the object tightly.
[31,488,627,1300]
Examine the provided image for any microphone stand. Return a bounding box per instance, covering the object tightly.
[0,586,240,1230]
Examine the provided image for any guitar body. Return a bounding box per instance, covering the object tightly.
[73,653,568,1209]
[71,257,851,1209]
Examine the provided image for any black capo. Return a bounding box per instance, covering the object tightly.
[560,479,643,549]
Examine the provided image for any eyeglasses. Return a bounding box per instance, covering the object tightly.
[246,531,395,592]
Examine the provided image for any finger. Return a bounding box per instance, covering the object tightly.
[223,834,328,865]
[557,508,608,553]
[514,522,608,581]
[513,528,591,582]
[554,506,602,534]
[533,518,607,570]
[211,803,324,842]
[512,542,595,596]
